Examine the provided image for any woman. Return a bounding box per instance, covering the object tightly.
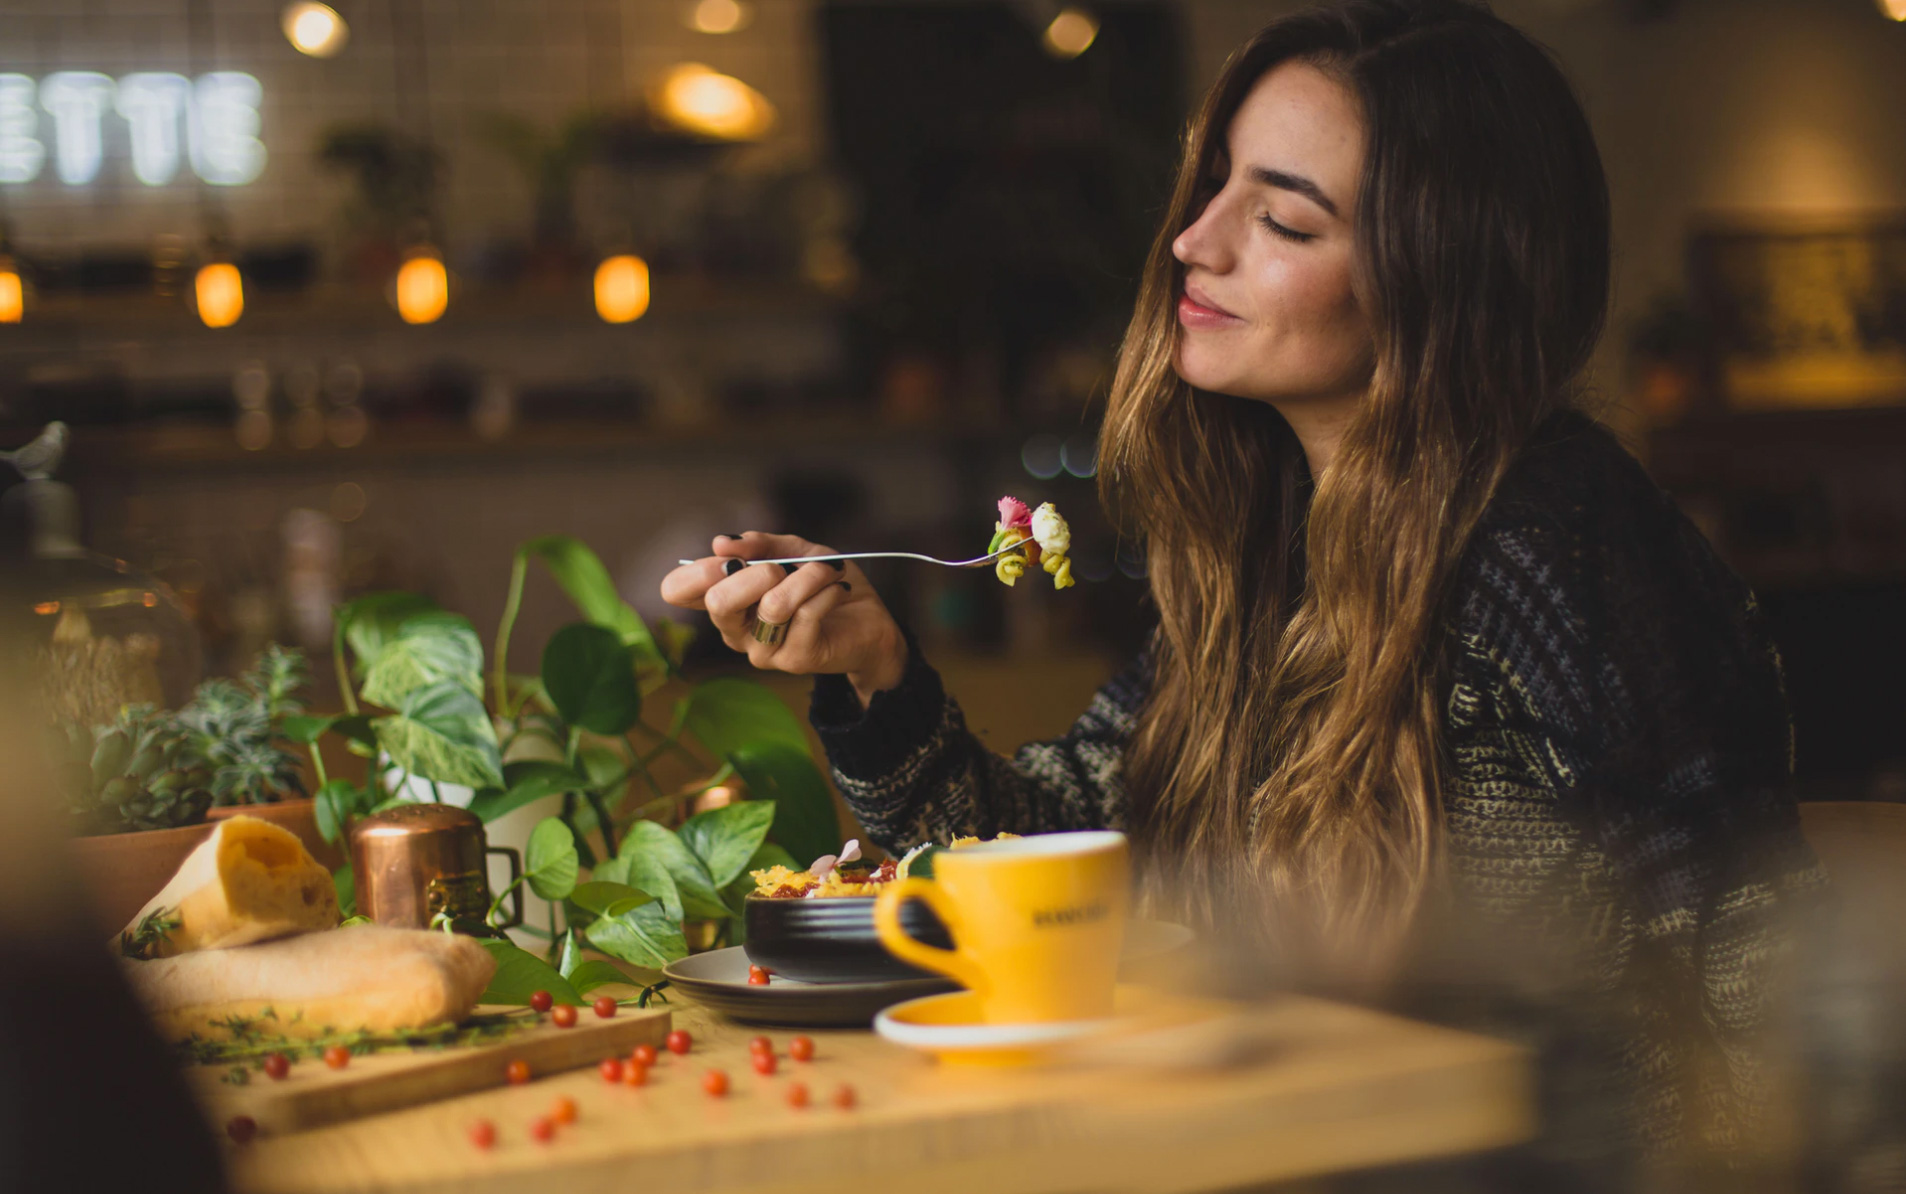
[663,0,1818,1155]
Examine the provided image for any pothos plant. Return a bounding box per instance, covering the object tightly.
[281,535,840,1005]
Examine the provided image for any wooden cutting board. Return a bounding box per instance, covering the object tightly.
[189,1004,671,1138]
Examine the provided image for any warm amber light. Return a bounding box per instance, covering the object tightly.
[282,2,349,57]
[395,253,448,325]
[33,601,58,615]
[1881,0,1906,19]
[654,63,775,141]
[594,255,651,324]
[0,261,20,324]
[195,262,244,328]
[1043,8,1099,57]
[688,0,751,34]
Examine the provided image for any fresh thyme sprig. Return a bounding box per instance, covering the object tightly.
[119,906,182,959]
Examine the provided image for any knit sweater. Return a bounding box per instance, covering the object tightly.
[809,412,1821,1152]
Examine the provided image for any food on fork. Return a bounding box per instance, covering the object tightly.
[988,496,1074,589]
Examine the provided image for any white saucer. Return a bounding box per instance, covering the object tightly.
[874,985,1157,1066]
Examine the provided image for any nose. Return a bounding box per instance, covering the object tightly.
[1172,187,1234,276]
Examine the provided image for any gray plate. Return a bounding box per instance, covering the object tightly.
[662,920,1195,1029]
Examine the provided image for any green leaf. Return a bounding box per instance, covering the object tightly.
[372,681,504,789]
[338,592,440,676]
[279,713,376,749]
[568,960,637,994]
[466,761,586,824]
[719,841,801,938]
[679,801,778,888]
[584,902,689,969]
[905,844,945,879]
[476,939,583,1005]
[655,618,695,669]
[684,678,811,759]
[557,929,582,980]
[525,817,579,901]
[730,742,840,867]
[617,820,727,920]
[568,880,655,919]
[361,612,484,707]
[540,623,642,736]
[333,863,356,918]
[592,851,683,922]
[313,778,360,845]
[519,536,659,657]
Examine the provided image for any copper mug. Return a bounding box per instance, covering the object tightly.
[349,804,523,931]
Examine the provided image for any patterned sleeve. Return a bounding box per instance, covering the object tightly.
[1455,450,1824,1151]
[806,632,1149,853]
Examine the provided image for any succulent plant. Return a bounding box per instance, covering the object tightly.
[68,704,216,834]
[176,645,309,807]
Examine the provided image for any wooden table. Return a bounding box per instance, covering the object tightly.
[226,991,1530,1194]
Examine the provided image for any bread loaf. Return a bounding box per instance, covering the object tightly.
[117,815,340,958]
[124,925,497,1041]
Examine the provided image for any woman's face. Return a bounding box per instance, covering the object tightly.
[1172,62,1372,409]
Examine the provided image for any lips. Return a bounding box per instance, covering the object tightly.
[1177,283,1242,329]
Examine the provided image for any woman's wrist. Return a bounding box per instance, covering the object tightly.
[846,624,908,708]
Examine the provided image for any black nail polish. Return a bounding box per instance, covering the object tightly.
[722,558,744,577]
[726,532,745,540]
[836,580,852,592]
[828,559,846,572]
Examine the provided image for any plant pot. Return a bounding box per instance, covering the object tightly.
[69,799,343,940]
[68,820,216,938]
[208,799,344,870]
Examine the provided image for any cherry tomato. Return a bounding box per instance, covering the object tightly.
[631,1043,658,1066]
[599,1057,625,1083]
[529,1116,555,1144]
[551,1003,578,1029]
[747,1035,772,1055]
[702,1069,729,1097]
[624,1062,649,1087]
[789,1035,816,1062]
[551,1095,578,1125]
[226,1115,257,1144]
[751,1051,777,1076]
[262,1052,291,1080]
[594,995,618,1019]
[747,965,771,986]
[666,1029,692,1055]
[469,1119,497,1150]
[505,1059,532,1085]
[529,990,554,1013]
[786,1082,810,1109]
[833,1083,857,1110]
[323,1045,351,1070]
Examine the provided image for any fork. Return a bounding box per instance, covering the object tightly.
[677,545,1025,570]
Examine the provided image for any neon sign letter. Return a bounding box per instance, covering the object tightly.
[116,72,191,186]
[0,75,43,184]
[189,72,265,186]
[40,71,115,185]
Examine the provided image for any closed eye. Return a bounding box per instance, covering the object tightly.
[1258,213,1315,244]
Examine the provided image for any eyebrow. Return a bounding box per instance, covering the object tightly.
[1246,166,1339,218]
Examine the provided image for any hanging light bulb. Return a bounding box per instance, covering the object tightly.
[653,63,776,141]
[195,262,244,328]
[395,249,448,325]
[1043,7,1099,58]
[282,2,350,57]
[686,0,752,34]
[0,256,21,324]
[595,254,651,324]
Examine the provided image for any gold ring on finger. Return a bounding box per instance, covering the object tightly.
[751,617,789,647]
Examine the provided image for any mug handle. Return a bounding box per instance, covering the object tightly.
[873,877,988,995]
[488,846,525,929]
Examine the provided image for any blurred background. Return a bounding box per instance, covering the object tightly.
[0,0,1902,796]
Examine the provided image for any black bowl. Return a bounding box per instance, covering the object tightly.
[742,893,954,984]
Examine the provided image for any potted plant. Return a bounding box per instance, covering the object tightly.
[291,534,841,1004]
[62,645,330,930]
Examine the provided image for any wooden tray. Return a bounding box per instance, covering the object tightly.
[190,1004,671,1139]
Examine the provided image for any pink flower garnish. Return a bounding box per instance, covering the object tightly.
[996,496,1032,529]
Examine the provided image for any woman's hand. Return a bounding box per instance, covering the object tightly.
[659,532,907,706]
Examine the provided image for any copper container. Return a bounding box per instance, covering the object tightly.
[348,804,523,930]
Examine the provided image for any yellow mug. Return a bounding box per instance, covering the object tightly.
[873,831,1130,1024]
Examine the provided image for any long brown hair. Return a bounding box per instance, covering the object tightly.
[1103,0,1610,964]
